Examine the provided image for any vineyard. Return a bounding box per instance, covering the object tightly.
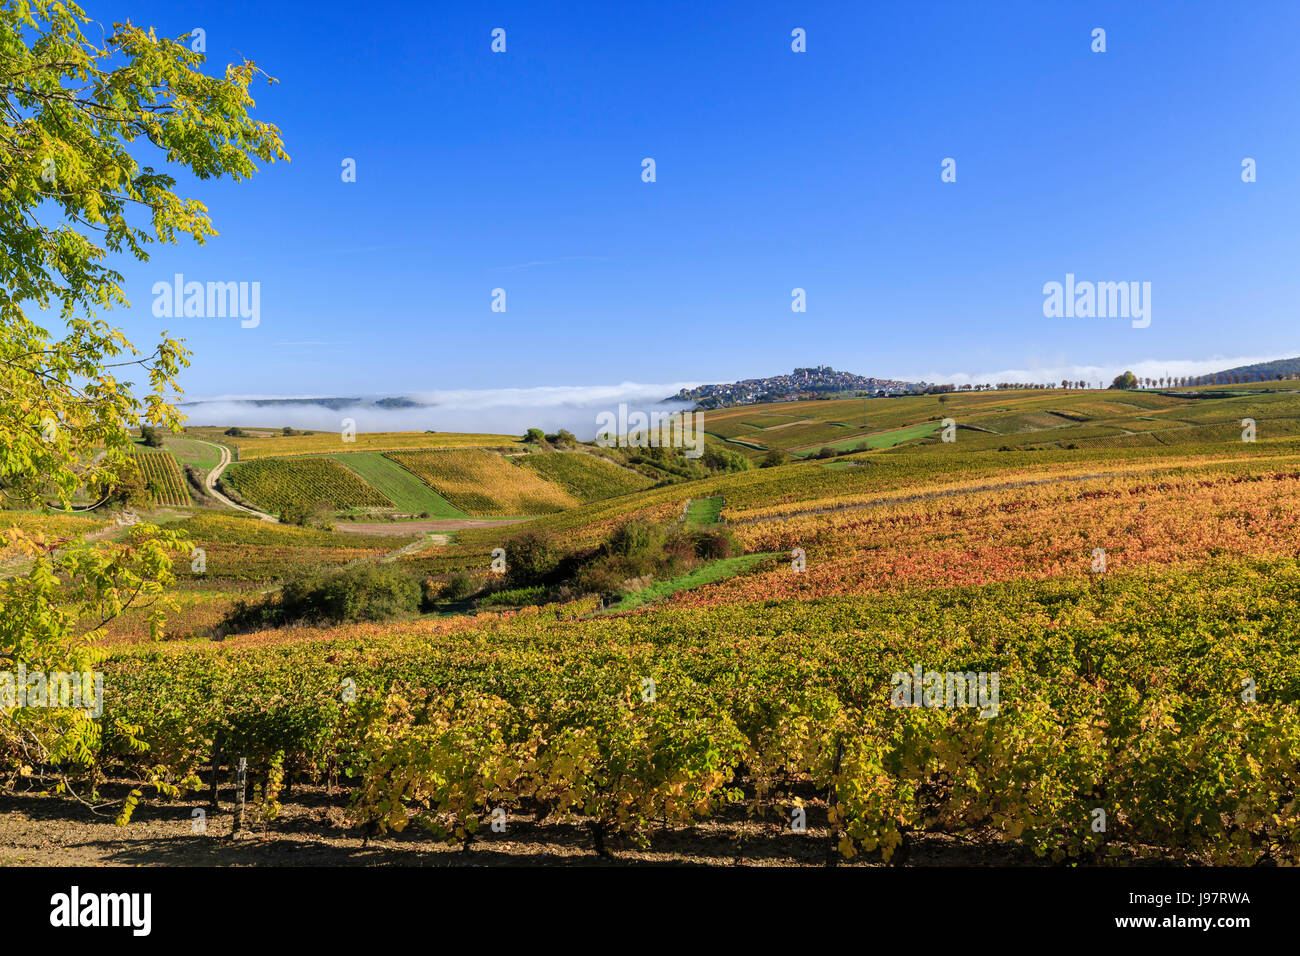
[698,382,1300,460]
[387,449,580,516]
[131,447,191,507]
[161,513,410,584]
[515,450,654,502]
[0,511,111,540]
[207,429,523,460]
[0,511,112,564]
[94,557,1300,864]
[221,457,394,514]
[10,390,1300,865]
[328,452,466,517]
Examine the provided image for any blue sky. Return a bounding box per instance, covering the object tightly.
[82,0,1300,400]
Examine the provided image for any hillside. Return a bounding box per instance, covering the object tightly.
[12,384,1300,867]
[1209,355,1300,380]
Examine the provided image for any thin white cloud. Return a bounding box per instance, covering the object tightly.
[491,256,611,271]
[272,340,353,347]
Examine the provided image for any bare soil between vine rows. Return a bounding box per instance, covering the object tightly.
[0,779,1171,867]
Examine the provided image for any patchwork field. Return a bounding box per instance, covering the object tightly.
[12,386,1300,867]
[516,450,654,502]
[221,456,393,513]
[193,428,522,460]
[696,382,1300,461]
[789,421,942,457]
[387,448,580,516]
[329,452,467,517]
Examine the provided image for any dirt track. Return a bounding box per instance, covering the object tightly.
[195,439,278,522]
[334,517,532,536]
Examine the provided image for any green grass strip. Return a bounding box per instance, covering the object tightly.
[684,496,725,524]
[329,451,467,517]
[606,552,778,613]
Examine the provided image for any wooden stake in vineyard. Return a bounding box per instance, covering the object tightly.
[826,736,844,868]
[233,757,248,836]
[208,730,224,809]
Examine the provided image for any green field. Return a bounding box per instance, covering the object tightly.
[791,421,941,457]
[330,452,467,517]
[605,552,778,612]
[164,436,223,473]
[684,495,725,524]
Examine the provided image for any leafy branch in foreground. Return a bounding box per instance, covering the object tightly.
[0,0,286,812]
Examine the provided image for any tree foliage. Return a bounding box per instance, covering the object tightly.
[0,1,285,805]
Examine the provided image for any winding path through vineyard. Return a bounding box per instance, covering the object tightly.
[196,439,278,522]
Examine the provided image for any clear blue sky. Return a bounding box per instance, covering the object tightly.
[85,0,1300,398]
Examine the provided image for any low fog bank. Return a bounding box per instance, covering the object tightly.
[180,382,699,440]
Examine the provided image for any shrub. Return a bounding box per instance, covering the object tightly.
[96,468,153,509]
[138,424,165,447]
[760,448,785,468]
[543,428,577,447]
[607,519,659,559]
[503,529,561,588]
[439,571,476,603]
[483,585,547,607]
[683,526,734,561]
[701,445,751,473]
[280,498,336,530]
[221,562,422,633]
[571,562,630,604]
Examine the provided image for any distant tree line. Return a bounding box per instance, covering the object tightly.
[917,371,1300,393]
